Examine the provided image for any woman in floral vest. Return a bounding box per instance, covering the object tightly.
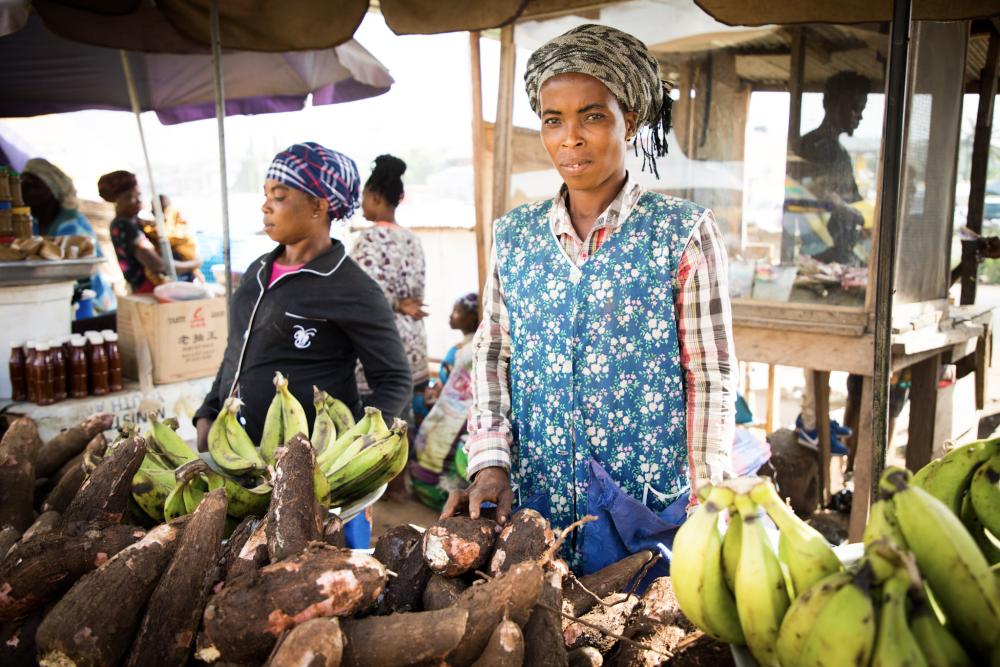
[443,24,737,574]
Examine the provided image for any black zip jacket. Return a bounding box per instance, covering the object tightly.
[194,240,412,443]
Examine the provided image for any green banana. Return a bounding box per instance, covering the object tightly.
[750,479,842,597]
[325,394,356,434]
[961,491,1000,565]
[368,408,389,436]
[326,433,402,507]
[131,468,173,522]
[970,454,1000,540]
[311,386,337,455]
[317,407,377,471]
[781,563,877,667]
[207,402,261,476]
[910,594,973,667]
[139,450,174,475]
[278,371,309,440]
[163,480,188,521]
[148,412,198,467]
[872,568,928,667]
[669,486,745,645]
[260,390,284,465]
[733,492,790,667]
[912,438,998,515]
[179,458,270,519]
[721,511,742,594]
[182,477,207,514]
[222,398,267,471]
[883,467,1000,653]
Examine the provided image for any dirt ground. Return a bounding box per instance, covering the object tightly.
[369,495,440,544]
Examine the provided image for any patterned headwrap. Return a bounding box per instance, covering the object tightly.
[23,158,79,210]
[265,142,360,221]
[97,170,137,203]
[524,24,673,176]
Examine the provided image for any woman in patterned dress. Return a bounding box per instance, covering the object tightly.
[443,25,737,574]
[352,154,429,498]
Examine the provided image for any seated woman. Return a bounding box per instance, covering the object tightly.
[410,292,481,510]
[21,158,115,312]
[97,170,201,294]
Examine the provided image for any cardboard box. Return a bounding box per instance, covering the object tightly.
[118,295,228,385]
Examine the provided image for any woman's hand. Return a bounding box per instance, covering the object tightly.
[398,297,429,320]
[441,466,514,526]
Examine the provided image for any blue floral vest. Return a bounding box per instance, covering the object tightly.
[494,191,703,542]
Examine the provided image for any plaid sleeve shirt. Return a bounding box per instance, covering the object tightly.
[467,175,736,489]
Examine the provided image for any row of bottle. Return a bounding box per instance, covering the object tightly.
[8,330,123,405]
[0,167,30,238]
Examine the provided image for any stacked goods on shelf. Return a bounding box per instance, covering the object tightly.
[8,330,123,405]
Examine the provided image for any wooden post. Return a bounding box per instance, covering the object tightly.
[963,25,999,305]
[765,364,777,433]
[469,31,488,302]
[966,26,999,237]
[906,353,940,471]
[491,25,516,225]
[787,27,807,155]
[848,375,874,541]
[812,370,831,506]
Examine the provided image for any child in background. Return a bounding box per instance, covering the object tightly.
[410,292,480,509]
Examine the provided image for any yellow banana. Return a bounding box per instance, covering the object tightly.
[863,496,908,582]
[797,563,876,667]
[776,570,852,667]
[733,492,790,667]
[871,568,927,667]
[911,593,973,667]
[970,454,1000,540]
[721,510,742,594]
[912,438,998,515]
[750,479,842,597]
[669,486,745,645]
[368,407,389,436]
[884,466,1000,653]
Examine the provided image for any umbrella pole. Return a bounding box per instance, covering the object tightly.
[119,50,177,281]
[210,0,233,304]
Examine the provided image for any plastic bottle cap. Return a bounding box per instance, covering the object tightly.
[103,332,119,342]
[88,333,105,344]
[25,341,36,349]
[70,336,86,347]
[48,339,62,348]
[83,330,98,337]
[36,343,50,351]
[9,341,23,350]
[100,329,115,338]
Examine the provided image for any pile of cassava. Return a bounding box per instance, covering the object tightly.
[0,414,726,666]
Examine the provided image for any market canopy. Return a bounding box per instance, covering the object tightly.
[693,0,999,26]
[0,14,393,124]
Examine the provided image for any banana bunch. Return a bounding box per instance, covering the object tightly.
[260,371,309,465]
[208,397,267,476]
[912,437,1000,566]
[671,470,1000,665]
[311,386,356,456]
[321,412,407,509]
[132,452,270,523]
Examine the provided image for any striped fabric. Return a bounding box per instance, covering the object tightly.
[265,142,360,221]
[467,174,736,489]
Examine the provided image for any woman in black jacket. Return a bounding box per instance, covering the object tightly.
[194,142,411,452]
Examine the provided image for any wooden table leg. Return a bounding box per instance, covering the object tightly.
[849,376,874,541]
[813,370,831,507]
[765,364,776,433]
[906,353,940,471]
